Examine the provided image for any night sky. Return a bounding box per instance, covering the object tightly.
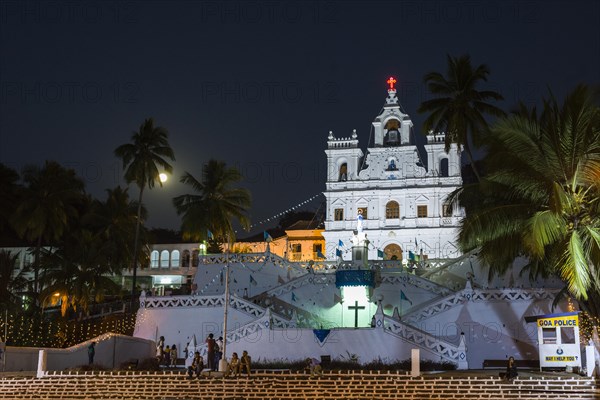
[1,1,598,233]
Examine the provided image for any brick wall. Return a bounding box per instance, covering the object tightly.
[0,370,597,400]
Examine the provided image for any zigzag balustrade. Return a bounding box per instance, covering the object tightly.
[379,272,453,297]
[265,273,334,298]
[141,293,289,322]
[383,314,461,363]
[142,294,224,309]
[201,252,306,274]
[192,311,291,358]
[245,273,334,327]
[417,252,479,291]
[260,295,331,328]
[401,291,465,325]
[420,251,478,280]
[468,287,560,302]
[401,287,562,325]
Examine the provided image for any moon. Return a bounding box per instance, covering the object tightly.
[159,173,168,183]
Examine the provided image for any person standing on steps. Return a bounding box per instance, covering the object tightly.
[170,344,178,367]
[505,356,518,380]
[88,342,96,365]
[164,345,171,367]
[156,336,165,365]
[206,333,217,371]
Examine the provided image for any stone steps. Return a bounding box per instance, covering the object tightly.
[0,371,597,400]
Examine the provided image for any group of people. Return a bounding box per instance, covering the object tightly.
[187,349,252,379]
[205,333,222,371]
[225,351,252,377]
[156,336,179,367]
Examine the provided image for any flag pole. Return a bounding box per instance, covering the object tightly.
[219,234,230,373]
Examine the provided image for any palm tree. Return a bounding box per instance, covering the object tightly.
[418,54,505,181]
[173,159,251,243]
[39,230,121,316]
[0,164,22,242]
[12,161,86,293]
[115,118,175,301]
[0,250,29,309]
[456,85,600,307]
[86,186,147,275]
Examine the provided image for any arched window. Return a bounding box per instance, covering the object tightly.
[160,250,170,268]
[171,250,180,268]
[442,202,450,217]
[386,201,400,219]
[182,250,191,268]
[338,163,348,181]
[150,251,159,268]
[192,250,200,267]
[439,158,449,177]
[384,119,400,146]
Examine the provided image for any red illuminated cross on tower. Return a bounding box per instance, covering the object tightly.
[387,76,397,90]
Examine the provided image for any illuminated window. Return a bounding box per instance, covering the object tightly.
[313,244,322,253]
[386,201,399,219]
[192,250,199,267]
[291,244,302,253]
[358,207,368,219]
[160,250,169,268]
[150,251,159,268]
[171,250,180,268]
[334,208,344,221]
[417,205,428,218]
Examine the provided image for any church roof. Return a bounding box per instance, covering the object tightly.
[285,220,323,230]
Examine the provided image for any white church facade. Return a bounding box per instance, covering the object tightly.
[323,82,463,262]
[133,79,575,371]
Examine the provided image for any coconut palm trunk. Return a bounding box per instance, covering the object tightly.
[130,184,145,302]
[114,118,175,308]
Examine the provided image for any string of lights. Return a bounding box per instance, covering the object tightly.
[238,193,323,234]
[198,267,226,295]
[2,312,136,348]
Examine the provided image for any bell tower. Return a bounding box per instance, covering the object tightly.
[322,76,464,262]
[324,129,363,183]
[372,77,413,147]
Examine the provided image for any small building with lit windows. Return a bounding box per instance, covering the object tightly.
[141,243,202,295]
[140,221,326,294]
[322,83,463,261]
